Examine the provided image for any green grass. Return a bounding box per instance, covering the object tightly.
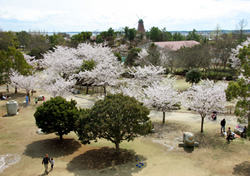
[174,78,191,91]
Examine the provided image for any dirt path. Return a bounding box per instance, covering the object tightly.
[69,94,240,127]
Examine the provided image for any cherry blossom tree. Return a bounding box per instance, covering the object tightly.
[226,38,250,125]
[40,74,76,98]
[136,47,172,68]
[41,46,82,78]
[23,54,37,68]
[229,38,250,69]
[10,70,38,95]
[143,77,180,123]
[40,43,124,97]
[71,43,124,96]
[108,79,143,100]
[182,80,227,132]
[81,61,123,96]
[128,65,165,87]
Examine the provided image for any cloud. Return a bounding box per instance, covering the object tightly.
[0,0,249,31]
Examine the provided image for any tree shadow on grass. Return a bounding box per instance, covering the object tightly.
[194,132,231,151]
[66,147,147,176]
[23,138,82,158]
[232,161,250,175]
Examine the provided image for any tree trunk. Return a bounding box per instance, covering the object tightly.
[60,135,63,140]
[248,105,250,125]
[201,115,205,133]
[103,85,106,96]
[162,111,166,123]
[15,86,17,94]
[115,142,120,152]
[86,84,89,94]
[6,85,9,92]
[27,92,30,102]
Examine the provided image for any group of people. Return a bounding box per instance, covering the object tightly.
[220,118,247,142]
[0,93,10,100]
[42,154,55,174]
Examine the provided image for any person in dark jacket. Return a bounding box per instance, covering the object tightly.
[241,126,247,138]
[226,127,233,142]
[42,154,51,174]
[220,119,226,133]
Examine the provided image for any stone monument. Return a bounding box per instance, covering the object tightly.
[179,132,199,147]
[6,100,19,116]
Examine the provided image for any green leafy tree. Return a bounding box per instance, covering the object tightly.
[146,43,161,66]
[114,52,122,62]
[34,96,80,140]
[226,40,250,131]
[0,31,18,51]
[185,69,202,85]
[186,29,201,42]
[149,27,161,42]
[0,47,32,91]
[27,34,50,59]
[75,93,151,152]
[123,27,136,47]
[124,47,142,66]
[172,32,185,41]
[16,31,31,50]
[96,35,103,43]
[128,28,136,47]
[70,31,92,47]
[48,34,65,48]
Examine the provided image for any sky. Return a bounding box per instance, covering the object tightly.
[0,0,249,32]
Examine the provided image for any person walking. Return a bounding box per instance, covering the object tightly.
[42,154,51,174]
[220,119,226,133]
[226,127,232,142]
[50,158,55,171]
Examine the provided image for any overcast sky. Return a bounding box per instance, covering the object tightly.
[0,0,249,32]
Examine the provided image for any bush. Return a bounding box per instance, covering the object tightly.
[185,69,202,84]
[174,69,189,76]
[201,72,233,80]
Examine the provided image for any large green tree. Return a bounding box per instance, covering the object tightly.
[34,96,80,140]
[70,31,92,47]
[124,47,141,66]
[186,29,201,42]
[16,31,31,50]
[0,31,18,51]
[27,33,50,59]
[0,47,32,91]
[75,93,151,152]
[226,40,250,132]
[149,26,161,42]
[185,69,202,85]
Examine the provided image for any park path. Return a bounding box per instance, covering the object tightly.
[68,94,240,127]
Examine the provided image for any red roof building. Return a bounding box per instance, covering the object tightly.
[154,40,200,51]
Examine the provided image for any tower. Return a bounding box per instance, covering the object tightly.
[137,19,145,33]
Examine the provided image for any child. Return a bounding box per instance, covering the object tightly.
[50,158,55,171]
[35,97,38,104]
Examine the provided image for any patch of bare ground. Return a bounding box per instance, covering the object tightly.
[1,86,250,176]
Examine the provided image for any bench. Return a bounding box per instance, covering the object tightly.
[234,124,247,138]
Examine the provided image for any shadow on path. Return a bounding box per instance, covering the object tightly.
[233,161,250,176]
[66,147,147,176]
[23,138,82,158]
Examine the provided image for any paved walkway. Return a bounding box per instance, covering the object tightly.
[68,94,240,127]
